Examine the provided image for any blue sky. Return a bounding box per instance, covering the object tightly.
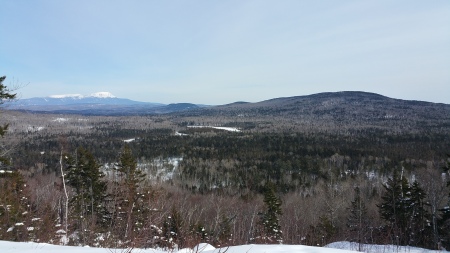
[1,0,449,104]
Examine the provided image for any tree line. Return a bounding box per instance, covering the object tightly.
[1,144,449,250]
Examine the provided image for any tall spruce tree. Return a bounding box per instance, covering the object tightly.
[347,186,369,251]
[408,180,431,247]
[0,171,30,241]
[379,171,431,247]
[0,76,16,166]
[438,157,450,249]
[65,147,108,245]
[113,144,146,241]
[0,76,29,241]
[162,207,184,249]
[378,170,411,245]
[261,182,283,243]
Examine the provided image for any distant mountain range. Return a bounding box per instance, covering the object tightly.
[17,92,159,106]
[7,92,202,115]
[5,92,450,122]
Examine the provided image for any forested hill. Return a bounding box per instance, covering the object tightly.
[188,91,450,119]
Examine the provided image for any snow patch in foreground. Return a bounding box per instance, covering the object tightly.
[0,241,359,253]
[0,240,444,253]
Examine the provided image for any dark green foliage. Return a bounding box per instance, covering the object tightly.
[0,76,16,166]
[65,147,108,245]
[113,144,147,241]
[305,215,337,246]
[0,171,30,241]
[191,222,209,242]
[0,76,16,104]
[261,182,282,243]
[0,77,28,241]
[117,145,145,187]
[409,180,432,247]
[347,187,370,249]
[378,170,410,245]
[439,156,450,249]
[378,171,431,247]
[162,207,184,249]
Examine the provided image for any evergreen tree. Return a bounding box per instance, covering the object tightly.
[162,207,184,249]
[0,171,30,241]
[261,182,283,243]
[0,76,28,241]
[65,147,108,245]
[113,144,147,241]
[347,186,369,250]
[378,170,411,245]
[438,157,450,249]
[379,171,431,247]
[408,180,431,248]
[214,214,234,247]
[0,76,16,166]
[0,76,15,103]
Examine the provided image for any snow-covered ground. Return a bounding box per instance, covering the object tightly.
[103,157,182,182]
[53,117,70,122]
[0,241,357,253]
[0,241,444,253]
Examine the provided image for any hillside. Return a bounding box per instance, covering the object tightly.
[188,91,450,124]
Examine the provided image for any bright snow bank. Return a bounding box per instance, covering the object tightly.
[326,241,444,253]
[0,241,359,253]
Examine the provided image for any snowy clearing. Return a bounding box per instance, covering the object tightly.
[0,241,359,253]
[27,126,45,132]
[53,118,70,122]
[0,240,445,253]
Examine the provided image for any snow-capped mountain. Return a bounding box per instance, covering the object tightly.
[89,92,116,98]
[48,92,116,99]
[11,91,162,109]
[14,92,153,106]
[48,94,84,99]
[7,92,201,115]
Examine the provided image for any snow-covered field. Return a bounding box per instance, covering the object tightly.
[1,241,444,253]
[0,241,357,253]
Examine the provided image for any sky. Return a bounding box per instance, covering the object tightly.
[1,0,449,105]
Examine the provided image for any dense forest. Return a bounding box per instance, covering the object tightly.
[1,78,450,250]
